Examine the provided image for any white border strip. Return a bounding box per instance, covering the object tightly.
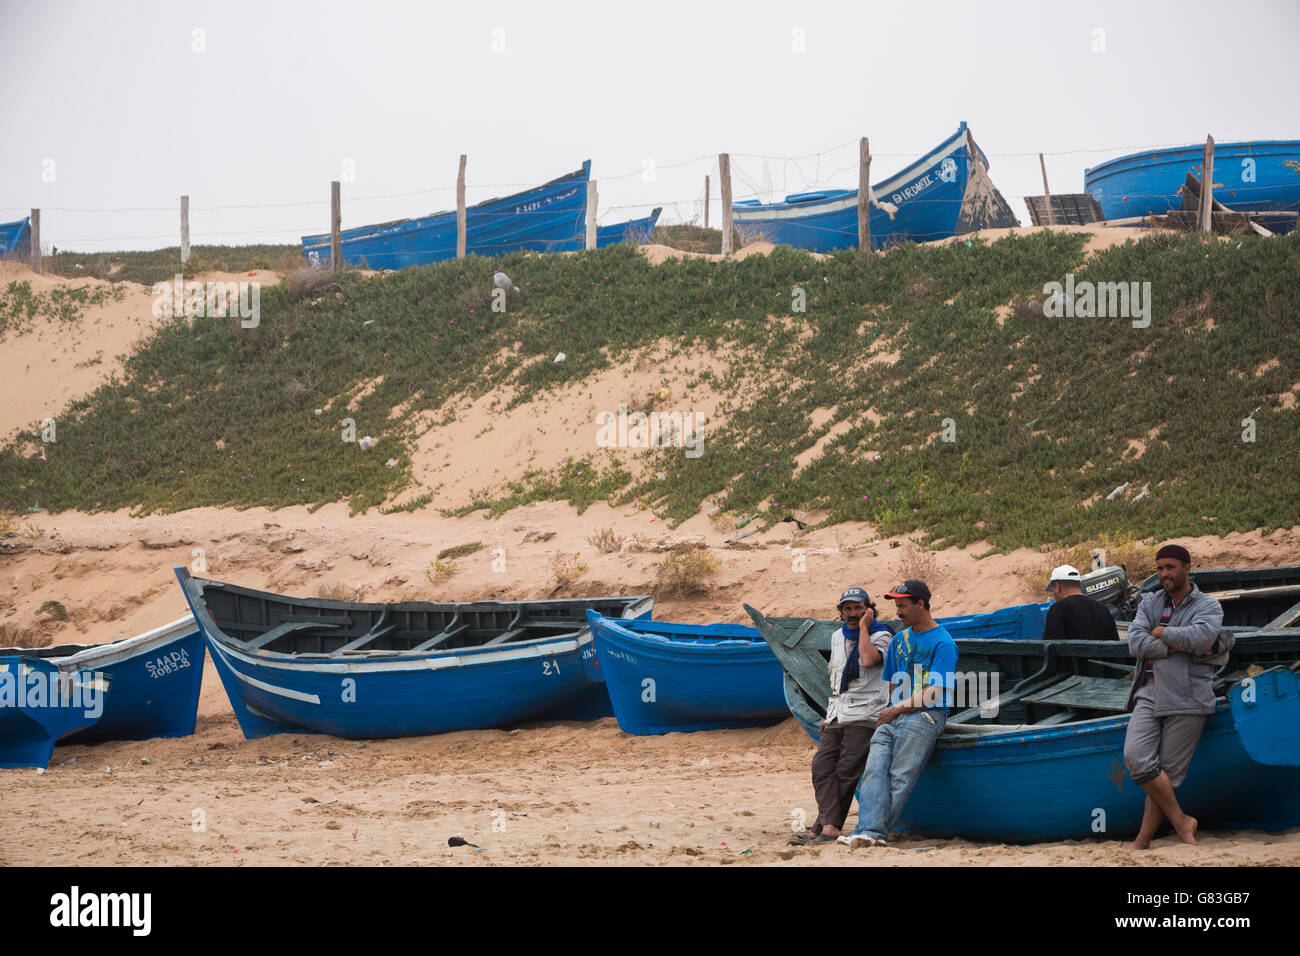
[208,639,322,704]
[21,616,199,671]
[213,631,586,674]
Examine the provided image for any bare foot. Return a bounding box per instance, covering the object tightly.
[1130,834,1152,850]
[823,826,841,838]
[1175,815,1198,845]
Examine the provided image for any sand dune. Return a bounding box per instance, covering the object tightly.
[1,247,1296,866]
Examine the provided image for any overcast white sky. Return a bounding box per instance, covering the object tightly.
[1,0,1296,252]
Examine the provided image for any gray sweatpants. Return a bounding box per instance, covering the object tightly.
[1123,684,1206,788]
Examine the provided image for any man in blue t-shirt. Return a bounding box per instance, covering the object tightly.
[839,579,958,848]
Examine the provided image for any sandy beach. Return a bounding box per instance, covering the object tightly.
[1,500,1298,867]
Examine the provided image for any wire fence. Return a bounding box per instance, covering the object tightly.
[1,136,1284,251]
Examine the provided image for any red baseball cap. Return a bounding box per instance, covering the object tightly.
[884,579,931,602]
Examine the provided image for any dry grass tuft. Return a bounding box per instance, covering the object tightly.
[654,547,721,595]
[284,377,309,403]
[551,552,589,591]
[586,528,626,553]
[283,267,339,303]
[424,560,458,585]
[894,542,940,589]
[316,582,367,602]
[1018,533,1156,599]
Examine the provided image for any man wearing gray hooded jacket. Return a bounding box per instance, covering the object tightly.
[1123,543,1224,849]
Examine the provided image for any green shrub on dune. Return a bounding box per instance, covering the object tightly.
[0,230,1294,552]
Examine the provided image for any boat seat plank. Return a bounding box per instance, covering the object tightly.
[332,624,399,654]
[947,674,1069,723]
[409,624,469,653]
[1206,584,1300,602]
[1021,675,1132,713]
[1087,659,1136,676]
[245,620,341,650]
[1262,600,1300,631]
[483,628,525,647]
[1033,711,1077,726]
[276,613,353,625]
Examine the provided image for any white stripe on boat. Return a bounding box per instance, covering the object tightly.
[23,616,199,670]
[208,640,322,704]
[208,631,592,674]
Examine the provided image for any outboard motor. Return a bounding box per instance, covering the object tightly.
[1080,565,1139,620]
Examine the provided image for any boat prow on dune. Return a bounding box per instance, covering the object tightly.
[731,122,1018,252]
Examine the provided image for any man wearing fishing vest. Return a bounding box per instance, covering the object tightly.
[1123,543,1224,849]
[840,579,958,848]
[792,587,895,844]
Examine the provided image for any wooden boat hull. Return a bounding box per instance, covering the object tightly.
[302,162,590,269]
[752,604,1300,842]
[731,123,1018,252]
[176,568,651,739]
[597,208,661,247]
[0,657,112,768]
[2,617,205,744]
[586,612,786,735]
[1085,139,1300,232]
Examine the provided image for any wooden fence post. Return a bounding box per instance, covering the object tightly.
[456,154,467,258]
[586,180,598,251]
[180,195,190,267]
[330,181,341,272]
[30,209,40,275]
[858,137,872,251]
[1039,154,1056,226]
[719,154,733,255]
[1200,135,1215,233]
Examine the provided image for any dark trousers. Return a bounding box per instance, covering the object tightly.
[811,719,875,832]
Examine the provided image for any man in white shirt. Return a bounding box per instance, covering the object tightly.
[792,587,895,843]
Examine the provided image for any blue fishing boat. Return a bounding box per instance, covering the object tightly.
[302,162,591,269]
[0,657,112,768]
[596,208,661,247]
[584,612,786,735]
[747,604,1300,842]
[1,616,204,744]
[175,568,651,739]
[0,217,30,261]
[1085,139,1300,232]
[928,601,1050,641]
[731,123,1018,253]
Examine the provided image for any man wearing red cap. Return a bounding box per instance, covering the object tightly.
[1123,544,1225,849]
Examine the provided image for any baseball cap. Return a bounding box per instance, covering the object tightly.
[884,580,931,602]
[1045,565,1082,591]
[837,586,870,607]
